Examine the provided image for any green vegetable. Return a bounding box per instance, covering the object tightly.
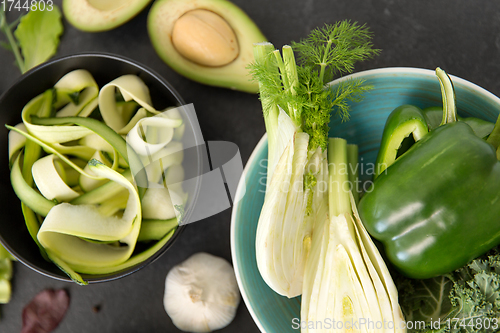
[37,159,142,279]
[28,115,148,192]
[359,68,500,279]
[6,70,186,284]
[0,6,63,73]
[14,8,63,72]
[375,105,496,179]
[10,152,55,216]
[251,21,379,297]
[0,244,13,304]
[374,104,429,178]
[422,106,495,139]
[398,249,500,333]
[138,218,178,242]
[300,138,405,332]
[459,115,495,138]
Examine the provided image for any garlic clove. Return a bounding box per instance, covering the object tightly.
[164,252,240,333]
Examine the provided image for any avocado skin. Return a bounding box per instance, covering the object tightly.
[147,0,267,93]
[63,0,152,33]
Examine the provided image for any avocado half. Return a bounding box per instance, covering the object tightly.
[63,0,152,32]
[147,0,267,93]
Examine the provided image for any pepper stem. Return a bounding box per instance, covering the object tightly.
[486,113,500,152]
[436,68,457,125]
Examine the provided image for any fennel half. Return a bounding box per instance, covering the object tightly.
[251,21,379,297]
[300,138,405,333]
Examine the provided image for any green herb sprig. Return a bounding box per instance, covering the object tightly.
[250,21,380,151]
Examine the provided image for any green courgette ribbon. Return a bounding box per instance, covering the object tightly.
[0,244,13,304]
[6,70,184,284]
[359,68,500,279]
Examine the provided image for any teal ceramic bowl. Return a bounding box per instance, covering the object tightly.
[230,67,500,332]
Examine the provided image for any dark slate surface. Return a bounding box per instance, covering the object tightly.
[1,0,500,332]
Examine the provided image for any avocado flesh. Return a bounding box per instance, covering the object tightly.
[147,0,267,93]
[63,0,152,32]
[86,0,127,11]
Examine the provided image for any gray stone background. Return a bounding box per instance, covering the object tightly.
[1,0,500,332]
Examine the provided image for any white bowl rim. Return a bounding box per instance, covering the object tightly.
[230,66,500,333]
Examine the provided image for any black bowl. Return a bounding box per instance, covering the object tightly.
[0,53,203,283]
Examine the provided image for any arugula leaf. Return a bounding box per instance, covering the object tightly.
[14,7,63,72]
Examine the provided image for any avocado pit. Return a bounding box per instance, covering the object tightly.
[171,9,239,67]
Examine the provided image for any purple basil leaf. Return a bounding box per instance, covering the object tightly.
[21,289,70,333]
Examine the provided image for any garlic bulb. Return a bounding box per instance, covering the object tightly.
[164,252,240,333]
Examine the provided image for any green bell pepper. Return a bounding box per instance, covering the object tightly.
[374,101,495,180]
[423,106,495,138]
[374,104,428,178]
[359,68,500,279]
